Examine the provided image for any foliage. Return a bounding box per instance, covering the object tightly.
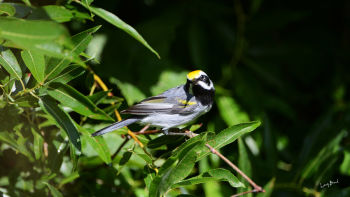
[0,0,349,197]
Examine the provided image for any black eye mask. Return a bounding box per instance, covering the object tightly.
[198,75,210,86]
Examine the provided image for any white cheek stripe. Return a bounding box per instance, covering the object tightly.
[197,81,213,90]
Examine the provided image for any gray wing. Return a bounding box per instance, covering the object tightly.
[121,85,198,115]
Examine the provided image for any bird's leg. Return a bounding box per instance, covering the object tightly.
[164,128,197,136]
[163,128,182,135]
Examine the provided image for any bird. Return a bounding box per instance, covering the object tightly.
[92,70,215,137]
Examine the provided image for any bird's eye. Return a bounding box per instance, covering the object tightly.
[199,75,210,85]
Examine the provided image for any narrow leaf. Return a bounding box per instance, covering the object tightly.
[45,66,85,85]
[21,50,45,83]
[44,182,63,197]
[44,26,100,80]
[39,96,81,151]
[80,126,111,164]
[237,138,252,196]
[197,121,261,161]
[256,178,276,197]
[110,77,146,106]
[59,171,80,188]
[31,128,44,160]
[0,3,15,16]
[79,2,160,59]
[217,96,250,126]
[0,46,22,80]
[150,141,203,197]
[172,168,244,189]
[0,17,68,46]
[47,82,112,120]
[42,5,73,23]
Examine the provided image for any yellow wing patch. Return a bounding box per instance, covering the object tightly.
[187,70,202,80]
[178,99,197,105]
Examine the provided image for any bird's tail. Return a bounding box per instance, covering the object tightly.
[92,118,139,137]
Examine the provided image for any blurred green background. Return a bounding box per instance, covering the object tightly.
[1,0,350,196]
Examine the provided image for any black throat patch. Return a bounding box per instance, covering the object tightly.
[192,84,215,106]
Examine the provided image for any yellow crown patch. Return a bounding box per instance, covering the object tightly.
[187,70,202,80]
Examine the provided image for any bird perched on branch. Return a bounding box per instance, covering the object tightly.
[92,70,215,136]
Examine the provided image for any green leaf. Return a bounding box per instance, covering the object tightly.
[0,17,69,47]
[59,171,80,188]
[69,142,79,172]
[135,153,153,164]
[340,151,350,176]
[300,130,346,182]
[0,131,18,149]
[147,135,184,149]
[42,5,73,23]
[172,168,244,189]
[0,46,22,80]
[0,3,16,16]
[256,178,276,197]
[87,91,110,104]
[197,121,261,161]
[21,50,45,83]
[39,95,81,151]
[31,128,44,160]
[144,166,156,190]
[110,77,146,106]
[199,158,223,197]
[80,126,111,164]
[78,2,160,59]
[150,141,203,197]
[217,96,250,126]
[150,70,188,95]
[44,26,100,80]
[47,83,112,121]
[119,151,133,166]
[44,66,85,85]
[44,182,63,197]
[237,138,252,196]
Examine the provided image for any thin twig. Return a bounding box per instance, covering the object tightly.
[134,130,161,135]
[112,137,130,161]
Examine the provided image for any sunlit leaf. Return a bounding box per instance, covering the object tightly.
[44,26,100,80]
[0,17,69,47]
[47,83,112,121]
[44,66,85,85]
[42,5,73,23]
[21,49,45,83]
[150,70,187,95]
[110,77,146,106]
[217,95,250,126]
[31,128,44,160]
[0,3,15,16]
[80,126,111,164]
[0,46,22,80]
[44,182,63,197]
